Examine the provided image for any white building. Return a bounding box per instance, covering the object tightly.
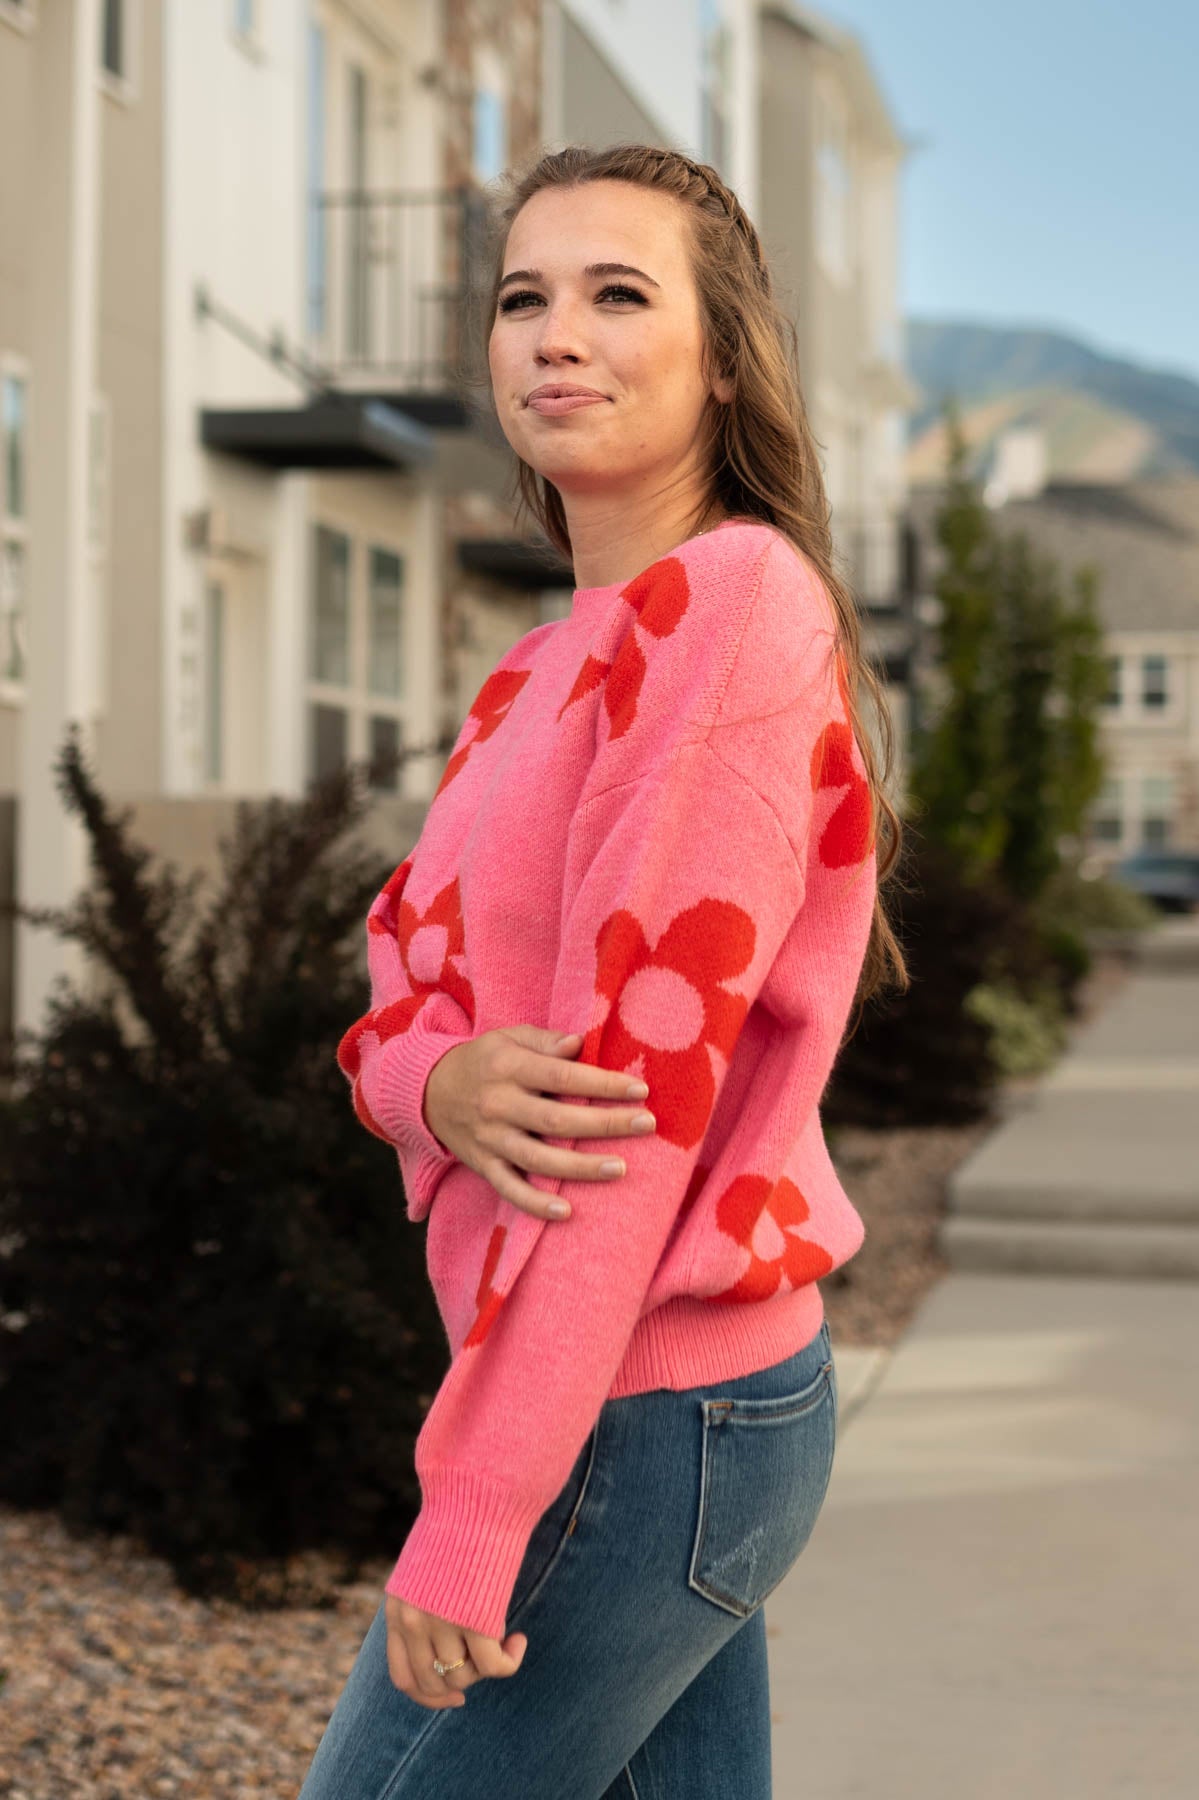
[1,0,915,1040]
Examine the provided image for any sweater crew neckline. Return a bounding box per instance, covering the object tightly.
[569,518,747,618]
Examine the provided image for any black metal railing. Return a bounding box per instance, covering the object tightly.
[308,187,493,392]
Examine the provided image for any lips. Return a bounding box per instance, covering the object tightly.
[526,384,609,416]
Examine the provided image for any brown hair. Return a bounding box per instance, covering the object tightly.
[475,142,909,1010]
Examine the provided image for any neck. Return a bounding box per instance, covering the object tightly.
[561,481,724,590]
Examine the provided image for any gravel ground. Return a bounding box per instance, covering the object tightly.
[0,953,1131,1798]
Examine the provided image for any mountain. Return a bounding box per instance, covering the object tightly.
[903,319,1199,485]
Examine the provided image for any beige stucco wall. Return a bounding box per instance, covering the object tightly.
[94,0,165,795]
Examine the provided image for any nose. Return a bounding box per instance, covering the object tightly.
[532,294,589,367]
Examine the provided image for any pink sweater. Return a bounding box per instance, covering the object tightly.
[337,519,876,1639]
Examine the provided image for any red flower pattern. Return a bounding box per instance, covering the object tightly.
[337,864,475,1137]
[811,652,874,869]
[581,896,755,1150]
[464,1224,508,1348]
[435,666,531,797]
[556,652,611,722]
[559,555,692,739]
[706,1173,833,1303]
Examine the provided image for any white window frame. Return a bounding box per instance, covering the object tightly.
[0,0,37,38]
[305,519,409,793]
[0,353,30,704]
[98,0,141,106]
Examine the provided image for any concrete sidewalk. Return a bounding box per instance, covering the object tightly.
[769,1273,1199,1797]
[942,920,1199,1277]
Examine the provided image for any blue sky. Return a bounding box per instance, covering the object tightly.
[818,0,1199,382]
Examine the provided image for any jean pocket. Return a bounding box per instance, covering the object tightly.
[687,1355,837,1619]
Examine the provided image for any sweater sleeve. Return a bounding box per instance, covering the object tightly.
[385,535,856,1637]
[335,855,474,1225]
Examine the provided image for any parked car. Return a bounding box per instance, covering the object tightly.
[1112,850,1199,913]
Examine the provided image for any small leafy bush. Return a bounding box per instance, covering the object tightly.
[0,728,451,1603]
[1035,859,1160,935]
[963,979,1067,1077]
[824,830,1078,1126]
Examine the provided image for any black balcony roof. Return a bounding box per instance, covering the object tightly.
[200,396,434,470]
[457,536,575,588]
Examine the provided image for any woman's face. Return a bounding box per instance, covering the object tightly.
[488,180,730,502]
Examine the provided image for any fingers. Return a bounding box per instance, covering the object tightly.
[525,1040,650,1105]
[465,1629,527,1680]
[385,1600,467,1710]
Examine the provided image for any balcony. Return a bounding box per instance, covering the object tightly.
[308,187,493,427]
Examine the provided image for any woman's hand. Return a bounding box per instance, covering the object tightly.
[423,1025,657,1220]
[384,1595,527,1710]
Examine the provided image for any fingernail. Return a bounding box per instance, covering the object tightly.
[630,1112,656,1133]
[548,1201,571,1218]
[625,1079,649,1099]
[599,1159,625,1176]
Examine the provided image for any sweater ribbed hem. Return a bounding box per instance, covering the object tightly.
[606,1285,826,1398]
[384,1465,548,1641]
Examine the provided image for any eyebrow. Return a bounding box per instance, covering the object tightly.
[497,261,662,294]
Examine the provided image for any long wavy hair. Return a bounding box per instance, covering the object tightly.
[474,143,909,1010]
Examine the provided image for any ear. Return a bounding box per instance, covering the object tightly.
[710,369,735,405]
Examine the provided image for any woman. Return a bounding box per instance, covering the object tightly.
[300,143,908,1799]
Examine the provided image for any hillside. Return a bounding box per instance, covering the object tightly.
[904,319,1199,484]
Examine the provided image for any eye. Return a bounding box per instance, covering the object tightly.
[596,283,648,305]
[497,288,542,313]
[496,282,650,315]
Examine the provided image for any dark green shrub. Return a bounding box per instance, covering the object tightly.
[0,728,450,1603]
[824,830,1071,1127]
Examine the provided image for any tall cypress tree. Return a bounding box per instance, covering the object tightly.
[909,401,1008,875]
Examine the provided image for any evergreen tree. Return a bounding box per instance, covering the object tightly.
[908,401,1008,875]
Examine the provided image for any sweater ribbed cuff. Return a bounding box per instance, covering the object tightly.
[369,1028,467,1221]
[384,1464,548,1641]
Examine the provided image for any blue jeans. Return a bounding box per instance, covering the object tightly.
[297,1318,837,1799]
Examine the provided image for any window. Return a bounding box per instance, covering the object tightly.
[1090,775,1122,845]
[1,364,28,687]
[203,582,225,784]
[368,547,404,697]
[368,714,404,792]
[1101,654,1122,708]
[311,524,351,686]
[0,542,25,684]
[306,525,408,791]
[101,0,124,77]
[471,50,508,185]
[472,87,506,184]
[99,0,138,100]
[1141,774,1174,848]
[1141,653,1168,710]
[311,702,348,784]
